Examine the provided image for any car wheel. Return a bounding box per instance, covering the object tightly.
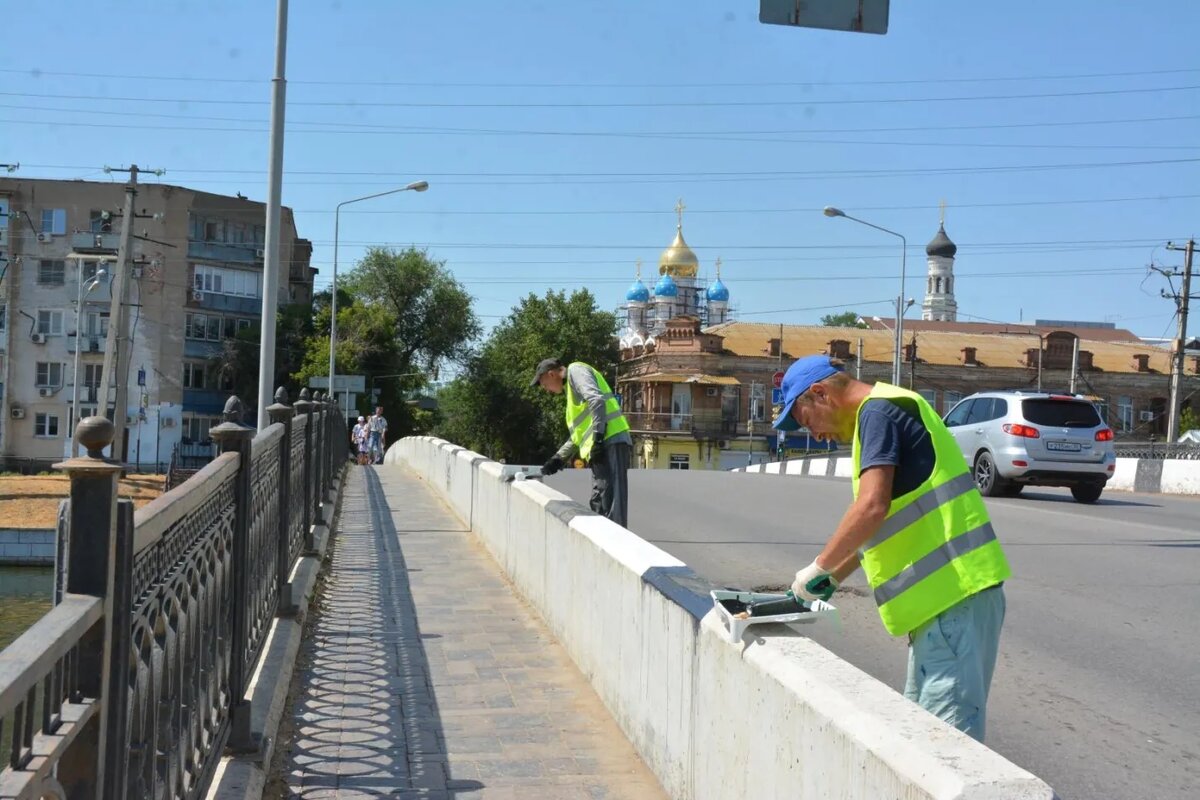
[1001,483,1024,497]
[973,452,1006,497]
[1071,484,1103,504]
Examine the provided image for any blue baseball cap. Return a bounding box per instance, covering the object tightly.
[772,355,845,432]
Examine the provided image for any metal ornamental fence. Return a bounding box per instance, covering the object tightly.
[1114,442,1200,460]
[0,388,347,800]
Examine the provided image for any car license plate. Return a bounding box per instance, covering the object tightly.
[1046,441,1082,452]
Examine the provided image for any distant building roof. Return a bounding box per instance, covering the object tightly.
[704,321,1173,374]
[863,317,1142,343]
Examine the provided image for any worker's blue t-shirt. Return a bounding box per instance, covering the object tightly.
[856,399,936,499]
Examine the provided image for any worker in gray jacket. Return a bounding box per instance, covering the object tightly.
[532,358,633,527]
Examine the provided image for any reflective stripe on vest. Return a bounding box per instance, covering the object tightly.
[853,383,1011,636]
[565,364,630,460]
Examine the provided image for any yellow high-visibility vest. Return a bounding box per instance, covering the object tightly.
[565,363,630,461]
[852,383,1011,636]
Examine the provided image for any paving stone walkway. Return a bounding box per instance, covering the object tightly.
[281,465,667,799]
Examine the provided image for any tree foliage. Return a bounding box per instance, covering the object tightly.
[819,311,868,328]
[293,247,477,437]
[435,289,618,463]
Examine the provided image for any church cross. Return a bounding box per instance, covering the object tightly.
[675,198,686,229]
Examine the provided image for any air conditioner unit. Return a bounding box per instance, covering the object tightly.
[255,248,265,259]
[10,406,25,420]
[191,289,203,302]
[31,333,47,344]
[705,387,719,397]
[37,232,53,243]
[38,387,55,398]
[162,417,176,428]
[1138,410,1155,422]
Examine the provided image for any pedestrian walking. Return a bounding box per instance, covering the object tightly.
[531,358,632,527]
[352,415,370,466]
[774,354,1011,742]
[368,406,388,464]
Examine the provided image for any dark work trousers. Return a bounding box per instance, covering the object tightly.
[589,441,631,528]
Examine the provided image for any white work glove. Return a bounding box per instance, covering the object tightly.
[792,559,838,602]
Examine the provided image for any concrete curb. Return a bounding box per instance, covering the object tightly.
[204,471,342,800]
[733,455,1200,495]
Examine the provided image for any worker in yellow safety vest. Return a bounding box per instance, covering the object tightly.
[774,354,1011,742]
[532,358,633,527]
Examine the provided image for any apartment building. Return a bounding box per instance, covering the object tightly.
[0,177,315,470]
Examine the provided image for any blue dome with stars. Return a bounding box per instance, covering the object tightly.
[654,273,678,298]
[626,279,650,302]
[706,277,729,302]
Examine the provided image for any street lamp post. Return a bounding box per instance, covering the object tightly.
[824,207,908,384]
[329,182,429,417]
[69,262,108,456]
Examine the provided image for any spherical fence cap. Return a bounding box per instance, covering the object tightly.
[76,415,115,458]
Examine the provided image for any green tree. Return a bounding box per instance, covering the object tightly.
[294,247,478,437]
[435,289,618,463]
[819,311,868,328]
[1180,404,1199,436]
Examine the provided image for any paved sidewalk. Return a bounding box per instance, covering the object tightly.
[282,465,667,799]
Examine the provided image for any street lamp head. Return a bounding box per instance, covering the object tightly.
[406,181,430,193]
[905,297,915,309]
[871,316,883,322]
[823,206,846,218]
[84,268,109,292]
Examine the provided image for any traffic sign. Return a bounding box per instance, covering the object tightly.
[759,0,889,35]
[771,388,784,405]
[308,374,366,392]
[772,371,785,389]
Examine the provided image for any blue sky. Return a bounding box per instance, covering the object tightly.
[2,1,1197,340]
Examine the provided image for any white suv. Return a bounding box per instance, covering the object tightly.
[942,391,1116,503]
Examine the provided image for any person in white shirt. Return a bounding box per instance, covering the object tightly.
[368,407,388,464]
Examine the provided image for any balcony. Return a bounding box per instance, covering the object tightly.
[187,291,263,315]
[66,334,107,354]
[187,240,262,264]
[625,411,741,438]
[70,232,121,253]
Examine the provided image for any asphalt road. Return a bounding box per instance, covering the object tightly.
[547,469,1200,800]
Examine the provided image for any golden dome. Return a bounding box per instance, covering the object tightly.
[658,199,699,277]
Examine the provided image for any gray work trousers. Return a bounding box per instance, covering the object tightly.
[589,442,631,528]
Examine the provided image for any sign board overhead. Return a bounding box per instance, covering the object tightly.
[307,375,366,392]
[759,0,889,35]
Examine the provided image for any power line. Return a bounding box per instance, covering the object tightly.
[4,84,1200,109]
[6,103,1198,138]
[5,65,1198,88]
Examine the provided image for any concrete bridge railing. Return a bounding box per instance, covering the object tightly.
[0,390,346,800]
[390,437,1055,800]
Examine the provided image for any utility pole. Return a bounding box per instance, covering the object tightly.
[98,165,160,461]
[1069,335,1081,395]
[1165,239,1195,442]
[856,337,863,380]
[257,0,290,428]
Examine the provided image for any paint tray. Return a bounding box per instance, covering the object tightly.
[711,589,839,644]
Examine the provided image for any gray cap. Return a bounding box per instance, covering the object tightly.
[530,358,563,387]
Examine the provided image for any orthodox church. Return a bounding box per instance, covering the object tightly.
[617,200,731,352]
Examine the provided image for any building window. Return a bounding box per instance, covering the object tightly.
[229,221,247,243]
[183,414,222,443]
[84,312,110,338]
[89,210,113,233]
[186,313,207,340]
[1117,396,1134,432]
[34,413,60,437]
[193,264,260,298]
[183,362,208,389]
[38,260,66,285]
[237,318,252,334]
[942,390,963,414]
[36,362,64,387]
[82,364,103,403]
[205,315,222,341]
[204,219,224,242]
[36,310,65,336]
[40,208,67,235]
[668,454,690,470]
[0,304,6,334]
[749,382,767,421]
[81,260,106,280]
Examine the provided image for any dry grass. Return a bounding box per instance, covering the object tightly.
[0,474,167,529]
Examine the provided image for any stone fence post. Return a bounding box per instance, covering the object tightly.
[267,387,296,616]
[294,389,314,553]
